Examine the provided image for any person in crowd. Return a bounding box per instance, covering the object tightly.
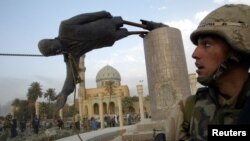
[32,115,40,134]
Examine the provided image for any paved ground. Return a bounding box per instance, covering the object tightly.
[56,126,133,141]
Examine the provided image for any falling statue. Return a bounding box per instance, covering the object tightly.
[38,11,167,112]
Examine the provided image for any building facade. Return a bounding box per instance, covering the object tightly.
[78,59,129,123]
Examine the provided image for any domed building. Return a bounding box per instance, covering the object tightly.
[77,58,129,127]
[96,65,121,87]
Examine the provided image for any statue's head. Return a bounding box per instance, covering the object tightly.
[38,39,64,56]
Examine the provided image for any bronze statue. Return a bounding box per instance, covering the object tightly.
[38,11,166,112]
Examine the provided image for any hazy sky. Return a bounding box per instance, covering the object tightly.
[0,0,249,114]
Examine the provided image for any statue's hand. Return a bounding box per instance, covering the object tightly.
[38,11,129,57]
[140,19,168,31]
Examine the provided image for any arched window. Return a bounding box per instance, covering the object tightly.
[93,103,99,115]
[109,102,115,114]
[84,106,88,116]
[103,102,107,114]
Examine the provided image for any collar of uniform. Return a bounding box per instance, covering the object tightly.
[235,73,250,108]
[218,94,238,108]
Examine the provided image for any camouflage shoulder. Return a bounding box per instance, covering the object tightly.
[195,87,209,98]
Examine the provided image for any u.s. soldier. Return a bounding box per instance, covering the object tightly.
[165,4,250,141]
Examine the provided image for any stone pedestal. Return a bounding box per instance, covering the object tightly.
[143,27,191,120]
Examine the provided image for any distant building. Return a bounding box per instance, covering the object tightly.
[76,55,197,121]
[77,56,129,120]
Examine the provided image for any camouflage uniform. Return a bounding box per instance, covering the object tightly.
[189,77,250,140]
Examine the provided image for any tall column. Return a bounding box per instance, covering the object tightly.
[89,102,94,119]
[143,27,192,120]
[78,97,83,121]
[98,93,104,128]
[117,91,123,127]
[59,109,63,120]
[35,101,40,117]
[137,84,145,121]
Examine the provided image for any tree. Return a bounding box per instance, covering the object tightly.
[11,98,20,117]
[11,98,20,106]
[122,96,140,114]
[104,81,116,115]
[44,88,56,118]
[63,104,76,118]
[131,96,139,102]
[39,102,49,119]
[27,82,43,117]
[122,96,133,108]
[14,100,29,120]
[44,88,56,104]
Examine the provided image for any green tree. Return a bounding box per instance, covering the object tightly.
[11,98,20,117]
[104,81,116,115]
[39,102,49,119]
[44,88,56,104]
[27,82,43,118]
[122,96,133,108]
[14,100,29,120]
[131,96,139,102]
[44,88,56,118]
[122,96,134,113]
[63,104,76,118]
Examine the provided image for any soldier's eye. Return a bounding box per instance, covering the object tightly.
[205,43,211,48]
[203,41,211,48]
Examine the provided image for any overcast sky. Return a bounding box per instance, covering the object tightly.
[0,0,249,115]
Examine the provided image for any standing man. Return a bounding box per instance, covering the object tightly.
[10,116,17,138]
[32,115,40,134]
[165,4,250,141]
[19,116,27,133]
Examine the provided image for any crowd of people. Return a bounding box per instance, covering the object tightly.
[0,112,143,140]
[0,114,42,140]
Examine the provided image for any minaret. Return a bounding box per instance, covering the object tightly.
[137,84,145,121]
[78,55,86,120]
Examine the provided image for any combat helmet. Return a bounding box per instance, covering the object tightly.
[191,4,250,54]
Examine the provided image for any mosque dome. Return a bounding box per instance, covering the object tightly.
[96,65,121,87]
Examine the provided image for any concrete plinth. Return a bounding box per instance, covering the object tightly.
[143,27,191,120]
[122,119,165,141]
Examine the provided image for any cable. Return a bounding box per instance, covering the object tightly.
[0,53,44,57]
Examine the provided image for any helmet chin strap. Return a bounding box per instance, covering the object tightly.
[197,52,240,86]
[197,63,226,86]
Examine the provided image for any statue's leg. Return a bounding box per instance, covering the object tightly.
[53,55,80,112]
[54,93,68,112]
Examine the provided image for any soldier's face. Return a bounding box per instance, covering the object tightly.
[192,35,230,79]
